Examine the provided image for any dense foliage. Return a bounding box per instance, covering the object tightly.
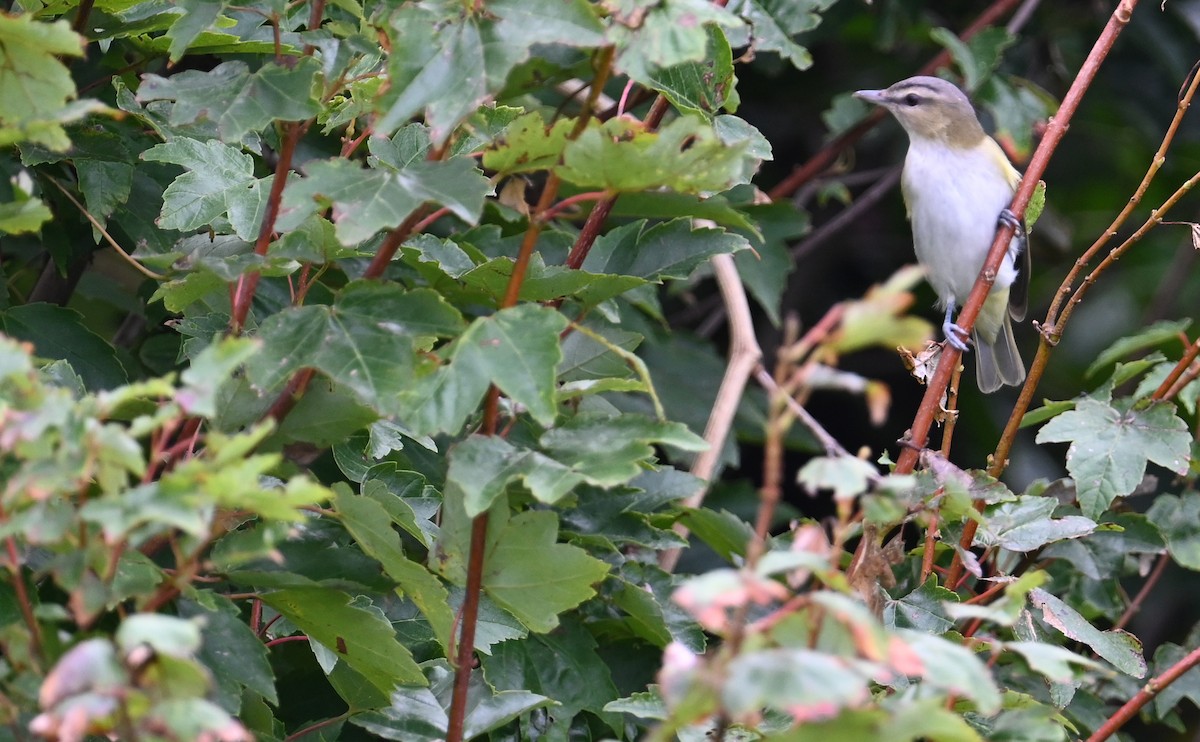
[2,0,1200,740]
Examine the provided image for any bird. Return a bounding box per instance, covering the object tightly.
[854,75,1029,393]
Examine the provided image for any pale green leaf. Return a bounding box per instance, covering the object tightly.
[1030,588,1146,677]
[484,511,611,633]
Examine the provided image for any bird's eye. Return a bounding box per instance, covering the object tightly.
[904,93,920,106]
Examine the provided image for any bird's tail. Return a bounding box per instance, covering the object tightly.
[973,314,1025,393]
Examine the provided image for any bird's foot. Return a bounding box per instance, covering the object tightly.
[942,320,971,352]
[998,208,1026,237]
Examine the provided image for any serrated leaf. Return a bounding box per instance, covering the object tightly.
[645,25,737,116]
[138,60,321,142]
[446,435,585,516]
[725,0,836,70]
[245,284,464,412]
[332,487,454,652]
[484,510,610,633]
[259,588,425,692]
[164,0,225,61]
[396,304,567,434]
[540,414,707,486]
[581,218,749,281]
[608,0,746,82]
[883,578,957,634]
[1030,588,1146,677]
[379,0,602,143]
[482,618,620,737]
[141,138,256,232]
[1036,399,1190,519]
[0,15,86,150]
[482,111,574,175]
[351,661,551,741]
[1147,493,1200,570]
[558,117,753,194]
[975,496,1096,553]
[282,155,488,245]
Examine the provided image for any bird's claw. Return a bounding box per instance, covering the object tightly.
[942,321,971,352]
[998,208,1025,237]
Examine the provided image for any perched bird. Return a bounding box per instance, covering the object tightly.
[854,76,1028,393]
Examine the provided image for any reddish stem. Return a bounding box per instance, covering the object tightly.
[231,122,304,332]
[1087,644,1200,742]
[915,0,1138,589]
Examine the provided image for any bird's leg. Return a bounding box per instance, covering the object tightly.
[998,208,1028,257]
[997,208,1024,235]
[942,301,971,352]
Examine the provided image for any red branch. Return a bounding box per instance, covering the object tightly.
[934,0,1139,589]
[1086,644,1200,742]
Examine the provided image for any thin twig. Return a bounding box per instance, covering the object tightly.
[46,176,164,280]
[659,253,763,573]
[1113,552,1171,630]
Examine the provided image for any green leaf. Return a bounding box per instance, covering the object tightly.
[178,336,257,417]
[397,304,567,434]
[930,27,1014,92]
[581,218,749,281]
[283,155,489,245]
[974,496,1096,553]
[1036,399,1190,519]
[540,413,707,486]
[0,15,89,150]
[723,648,874,718]
[645,25,737,116]
[1005,641,1103,683]
[0,303,128,390]
[883,578,957,634]
[331,486,455,652]
[350,661,551,741]
[1085,319,1192,378]
[137,59,320,142]
[164,0,225,61]
[259,588,425,692]
[181,598,278,706]
[245,284,463,413]
[445,435,584,517]
[725,0,837,70]
[378,0,602,143]
[1147,493,1200,570]
[141,138,256,232]
[459,253,647,307]
[797,455,878,501]
[1151,642,1200,718]
[607,0,746,82]
[482,111,574,175]
[899,630,1002,714]
[482,618,621,737]
[484,510,610,633]
[0,196,52,234]
[1029,588,1146,677]
[558,117,754,194]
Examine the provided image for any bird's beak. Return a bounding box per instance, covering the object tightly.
[853,89,886,105]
